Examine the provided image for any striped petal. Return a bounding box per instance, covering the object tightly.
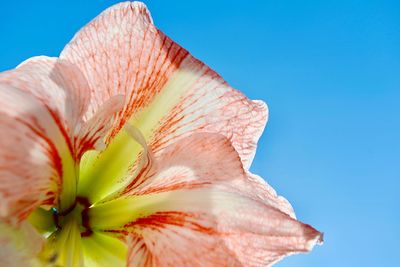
[125,205,321,267]
[0,57,90,219]
[1,56,90,141]
[60,2,267,202]
[59,2,160,132]
[89,134,322,266]
[0,84,73,221]
[75,95,125,158]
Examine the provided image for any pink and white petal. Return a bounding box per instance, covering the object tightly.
[60,2,181,129]
[237,172,296,219]
[0,56,90,145]
[0,56,102,212]
[119,132,294,220]
[4,55,127,160]
[0,221,44,267]
[117,133,243,197]
[90,134,322,266]
[125,212,242,267]
[92,190,322,266]
[122,193,322,267]
[60,2,266,168]
[147,59,268,169]
[0,83,75,221]
[75,95,125,159]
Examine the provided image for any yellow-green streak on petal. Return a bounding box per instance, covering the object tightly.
[53,219,83,267]
[78,69,199,204]
[58,146,78,212]
[89,193,174,230]
[77,132,142,204]
[82,232,127,267]
[27,207,55,235]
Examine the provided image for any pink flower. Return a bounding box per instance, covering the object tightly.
[0,2,322,266]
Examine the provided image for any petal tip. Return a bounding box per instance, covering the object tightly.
[306,228,324,251]
[100,1,153,24]
[315,231,324,245]
[253,99,269,126]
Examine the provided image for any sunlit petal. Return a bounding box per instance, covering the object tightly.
[0,2,321,266]
[78,123,153,203]
[0,83,74,221]
[53,220,84,267]
[81,232,127,267]
[89,133,322,266]
[3,56,90,141]
[75,95,125,159]
[61,2,267,201]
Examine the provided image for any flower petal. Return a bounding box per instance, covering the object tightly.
[49,219,84,266]
[77,123,153,203]
[113,132,295,220]
[27,207,56,235]
[75,95,125,158]
[89,134,322,266]
[60,2,266,197]
[2,56,90,141]
[0,57,89,217]
[144,61,268,169]
[125,206,321,267]
[59,2,158,129]
[0,221,44,266]
[0,85,67,221]
[81,232,127,267]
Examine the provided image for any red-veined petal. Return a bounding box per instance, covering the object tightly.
[0,57,89,217]
[125,204,321,267]
[1,56,90,143]
[75,95,125,158]
[59,2,160,129]
[89,133,322,266]
[113,133,294,220]
[60,2,266,175]
[0,84,66,221]
[2,56,124,159]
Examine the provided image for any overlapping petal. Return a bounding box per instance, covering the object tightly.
[1,56,90,139]
[125,202,321,267]
[0,55,126,219]
[88,133,322,266]
[0,56,97,216]
[60,2,267,202]
[75,95,125,158]
[0,82,74,221]
[0,2,322,266]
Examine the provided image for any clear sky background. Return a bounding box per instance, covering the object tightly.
[1,1,399,266]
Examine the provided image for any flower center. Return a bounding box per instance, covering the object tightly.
[51,196,92,237]
[26,124,148,265]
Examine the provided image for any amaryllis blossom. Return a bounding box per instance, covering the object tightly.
[0,2,322,266]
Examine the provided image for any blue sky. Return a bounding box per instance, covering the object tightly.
[1,1,399,266]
